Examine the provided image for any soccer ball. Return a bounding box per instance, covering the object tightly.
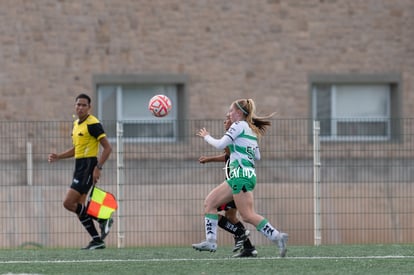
[148,95,172,117]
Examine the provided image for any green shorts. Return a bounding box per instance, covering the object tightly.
[226,167,257,194]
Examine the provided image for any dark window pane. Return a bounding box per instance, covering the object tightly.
[337,121,388,136]
[314,85,332,136]
[124,123,174,138]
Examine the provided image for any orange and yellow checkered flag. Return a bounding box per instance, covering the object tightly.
[86,186,118,219]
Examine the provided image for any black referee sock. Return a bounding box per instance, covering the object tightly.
[75,203,86,216]
[79,214,101,242]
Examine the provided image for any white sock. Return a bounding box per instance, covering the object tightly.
[205,214,218,242]
[257,219,280,242]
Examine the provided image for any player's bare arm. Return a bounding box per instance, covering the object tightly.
[197,128,209,138]
[199,153,227,164]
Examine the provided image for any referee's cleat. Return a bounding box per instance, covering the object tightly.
[274,232,288,257]
[233,230,250,252]
[81,239,105,250]
[232,247,258,258]
[192,240,217,252]
[99,216,114,241]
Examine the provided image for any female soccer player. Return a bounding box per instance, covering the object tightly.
[199,115,257,257]
[192,98,288,257]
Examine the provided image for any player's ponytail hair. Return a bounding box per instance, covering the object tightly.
[233,98,276,137]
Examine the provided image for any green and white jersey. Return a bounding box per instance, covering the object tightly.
[204,120,260,171]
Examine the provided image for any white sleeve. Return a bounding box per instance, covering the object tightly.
[204,134,233,150]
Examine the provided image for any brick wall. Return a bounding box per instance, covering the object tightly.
[0,0,413,120]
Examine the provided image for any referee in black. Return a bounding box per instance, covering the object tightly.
[48,93,112,249]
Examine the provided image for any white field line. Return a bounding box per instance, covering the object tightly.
[1,255,414,264]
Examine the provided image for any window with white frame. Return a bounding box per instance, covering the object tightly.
[310,75,401,141]
[94,75,187,142]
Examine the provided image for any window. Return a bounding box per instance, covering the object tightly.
[310,74,401,141]
[93,74,187,142]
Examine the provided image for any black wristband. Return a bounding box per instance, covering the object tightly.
[96,164,103,170]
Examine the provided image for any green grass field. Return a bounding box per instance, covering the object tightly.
[0,244,413,275]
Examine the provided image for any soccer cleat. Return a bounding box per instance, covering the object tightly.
[232,247,258,258]
[99,216,114,241]
[81,239,105,250]
[232,230,250,252]
[274,232,288,257]
[192,240,217,252]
